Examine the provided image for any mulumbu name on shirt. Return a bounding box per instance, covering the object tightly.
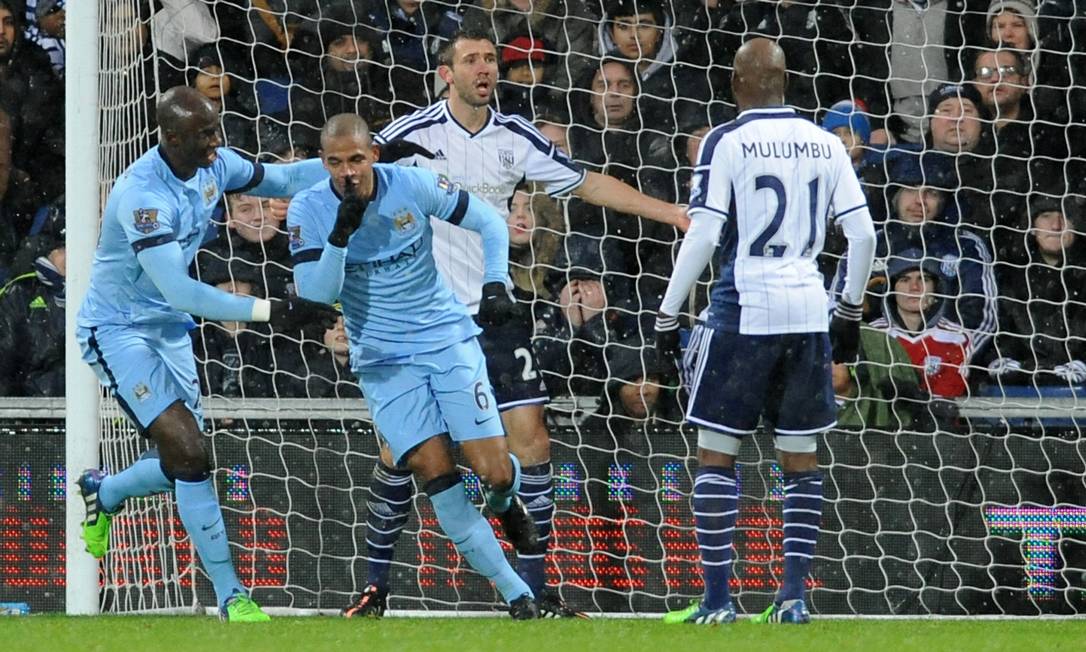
[741,142,836,159]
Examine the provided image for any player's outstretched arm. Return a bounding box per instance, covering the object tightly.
[137,241,338,330]
[246,158,328,198]
[574,171,690,232]
[137,241,263,321]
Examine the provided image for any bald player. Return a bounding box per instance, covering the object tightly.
[75,86,340,622]
[655,39,876,625]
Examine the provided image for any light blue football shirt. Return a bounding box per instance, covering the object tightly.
[289,164,502,368]
[77,146,259,328]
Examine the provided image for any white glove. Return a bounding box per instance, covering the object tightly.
[1053,360,1086,384]
[988,357,1023,377]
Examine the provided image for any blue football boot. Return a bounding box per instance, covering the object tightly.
[752,599,811,624]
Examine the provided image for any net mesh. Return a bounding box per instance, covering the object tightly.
[89,0,1086,615]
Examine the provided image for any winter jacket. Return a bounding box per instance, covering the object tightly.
[0,267,65,396]
[848,0,989,133]
[835,325,923,431]
[717,0,854,118]
[990,240,1086,380]
[0,29,63,225]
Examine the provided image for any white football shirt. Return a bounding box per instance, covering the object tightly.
[376,100,586,312]
[688,107,868,335]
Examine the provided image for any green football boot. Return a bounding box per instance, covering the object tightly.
[76,469,113,558]
[663,599,736,625]
[220,593,271,623]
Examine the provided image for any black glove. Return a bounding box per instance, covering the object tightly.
[269,296,340,332]
[378,139,435,164]
[329,191,369,247]
[477,281,515,326]
[829,300,863,364]
[654,312,681,376]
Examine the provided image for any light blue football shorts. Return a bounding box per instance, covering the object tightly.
[355,337,504,465]
[77,322,202,434]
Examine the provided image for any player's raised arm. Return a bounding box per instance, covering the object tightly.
[290,193,359,304]
[574,170,691,232]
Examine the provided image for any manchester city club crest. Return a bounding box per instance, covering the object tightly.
[133,382,152,402]
[498,148,515,170]
[203,179,218,204]
[132,208,160,234]
[393,208,418,233]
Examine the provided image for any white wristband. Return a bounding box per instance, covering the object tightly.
[251,298,271,322]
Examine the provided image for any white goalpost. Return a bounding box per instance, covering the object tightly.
[64,0,101,616]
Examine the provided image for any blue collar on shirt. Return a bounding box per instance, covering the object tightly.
[443,100,492,139]
[152,145,206,188]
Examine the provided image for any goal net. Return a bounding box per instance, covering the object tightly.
[82,0,1086,616]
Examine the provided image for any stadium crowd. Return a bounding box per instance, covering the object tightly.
[1,0,1086,434]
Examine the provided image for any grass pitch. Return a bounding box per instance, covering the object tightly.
[4,616,1084,652]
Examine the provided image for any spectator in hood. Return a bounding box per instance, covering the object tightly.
[596,0,710,132]
[269,314,364,399]
[0,208,65,395]
[191,263,274,399]
[594,339,670,425]
[988,192,1086,387]
[534,231,638,397]
[834,154,998,349]
[870,248,973,400]
[187,43,264,157]
[567,57,680,320]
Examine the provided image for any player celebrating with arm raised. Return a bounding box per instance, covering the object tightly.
[654,39,876,625]
[289,114,541,620]
[74,87,341,622]
[346,28,688,619]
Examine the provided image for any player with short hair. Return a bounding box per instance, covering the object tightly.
[289,113,541,620]
[344,27,688,620]
[74,86,341,622]
[654,39,876,625]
